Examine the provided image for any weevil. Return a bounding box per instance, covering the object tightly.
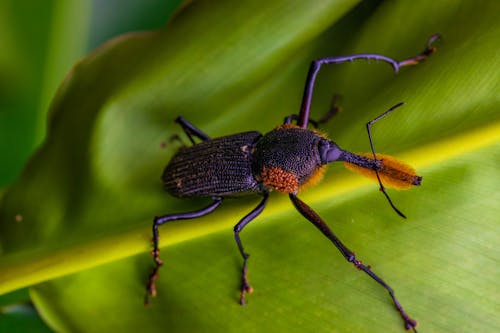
[146,35,440,332]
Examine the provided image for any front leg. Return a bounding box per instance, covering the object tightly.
[296,34,440,128]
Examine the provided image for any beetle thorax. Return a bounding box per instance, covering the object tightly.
[252,125,325,193]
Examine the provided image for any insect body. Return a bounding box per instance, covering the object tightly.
[146,35,440,333]
[164,131,263,197]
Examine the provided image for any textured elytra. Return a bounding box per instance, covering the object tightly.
[163,131,263,197]
[253,127,324,189]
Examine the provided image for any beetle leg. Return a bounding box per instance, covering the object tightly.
[283,94,342,128]
[175,116,211,144]
[289,194,418,333]
[297,34,440,128]
[234,192,269,305]
[283,114,319,128]
[145,196,223,305]
[316,94,342,125]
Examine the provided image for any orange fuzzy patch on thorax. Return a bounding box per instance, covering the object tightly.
[274,123,300,130]
[260,123,329,192]
[274,123,329,139]
[343,153,421,190]
[261,166,299,193]
[299,165,327,191]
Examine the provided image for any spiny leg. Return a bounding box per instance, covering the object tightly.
[289,194,418,332]
[366,102,407,218]
[284,94,342,128]
[316,94,343,125]
[234,192,269,305]
[297,34,441,128]
[175,116,210,144]
[398,34,441,67]
[145,196,223,305]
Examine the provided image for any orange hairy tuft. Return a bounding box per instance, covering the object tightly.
[343,153,421,190]
[261,167,299,193]
[274,124,329,139]
[274,123,300,130]
[299,165,327,191]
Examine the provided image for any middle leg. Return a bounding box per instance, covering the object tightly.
[234,192,269,305]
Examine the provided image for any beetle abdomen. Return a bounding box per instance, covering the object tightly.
[163,131,263,197]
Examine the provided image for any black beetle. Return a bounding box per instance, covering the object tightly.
[146,35,440,333]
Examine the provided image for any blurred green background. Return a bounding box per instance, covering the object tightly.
[0,0,182,188]
[0,1,182,331]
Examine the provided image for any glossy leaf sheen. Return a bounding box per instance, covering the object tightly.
[1,1,499,332]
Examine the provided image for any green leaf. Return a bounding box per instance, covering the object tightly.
[0,0,91,187]
[0,288,51,333]
[0,305,52,333]
[1,1,499,332]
